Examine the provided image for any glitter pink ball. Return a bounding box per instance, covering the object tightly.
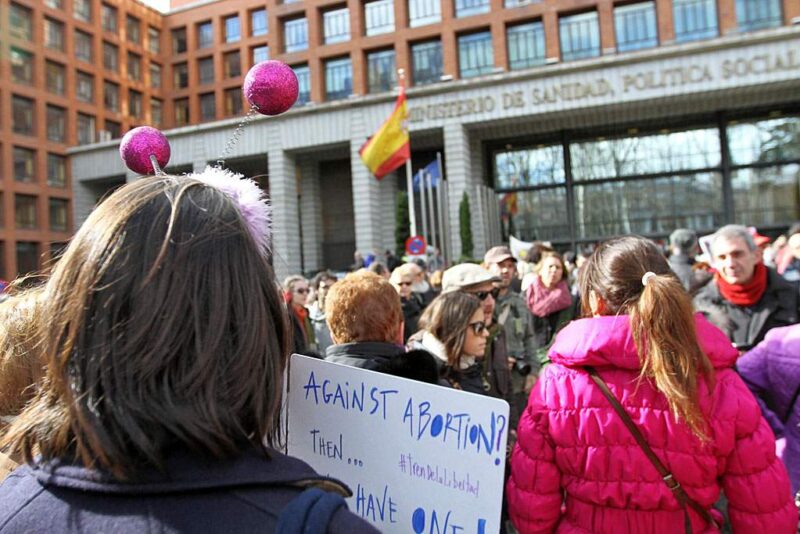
[243,60,299,116]
[119,127,171,175]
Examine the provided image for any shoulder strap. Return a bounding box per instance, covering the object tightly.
[497,302,512,326]
[276,487,347,534]
[584,366,717,533]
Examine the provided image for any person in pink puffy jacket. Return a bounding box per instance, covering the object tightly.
[507,235,797,533]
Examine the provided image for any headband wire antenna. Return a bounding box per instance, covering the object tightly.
[149,154,164,176]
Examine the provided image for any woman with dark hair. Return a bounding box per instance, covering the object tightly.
[409,292,491,394]
[0,172,376,533]
[507,236,796,533]
[283,274,318,356]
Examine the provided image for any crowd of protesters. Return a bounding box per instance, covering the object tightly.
[0,170,799,532]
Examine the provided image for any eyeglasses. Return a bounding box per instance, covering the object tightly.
[468,321,487,335]
[294,288,309,294]
[471,288,500,301]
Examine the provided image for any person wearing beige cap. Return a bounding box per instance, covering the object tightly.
[484,246,538,430]
[440,263,512,402]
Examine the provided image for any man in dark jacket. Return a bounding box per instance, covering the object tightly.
[324,271,438,383]
[668,228,711,294]
[694,224,799,350]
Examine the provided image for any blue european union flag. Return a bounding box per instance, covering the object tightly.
[412,160,440,192]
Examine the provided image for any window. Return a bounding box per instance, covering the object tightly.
[559,11,600,61]
[294,64,311,105]
[174,98,190,125]
[10,3,33,41]
[148,26,160,53]
[151,98,163,127]
[200,93,216,121]
[225,87,243,116]
[615,2,658,52]
[199,57,214,84]
[104,81,119,112]
[367,49,396,93]
[128,90,143,118]
[16,242,40,275]
[225,15,241,43]
[103,41,119,72]
[728,116,800,225]
[507,22,545,70]
[673,0,718,42]
[324,8,350,45]
[76,71,94,103]
[12,96,34,135]
[252,45,269,64]
[127,15,141,43]
[47,154,67,187]
[15,195,37,229]
[458,31,493,78]
[46,106,66,143]
[46,61,66,94]
[325,57,352,101]
[224,51,241,78]
[13,147,35,182]
[101,3,117,32]
[736,0,782,31]
[505,0,539,6]
[45,0,63,8]
[197,21,213,48]
[408,0,440,27]
[174,62,189,88]
[77,113,96,145]
[365,0,394,36]
[75,30,93,62]
[284,18,308,52]
[455,0,489,18]
[44,18,65,51]
[411,40,443,86]
[128,52,142,81]
[49,199,68,232]
[10,48,33,85]
[104,120,121,139]
[73,0,91,22]
[251,9,268,36]
[150,63,162,89]
[172,27,187,53]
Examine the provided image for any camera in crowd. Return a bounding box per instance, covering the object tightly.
[512,355,531,376]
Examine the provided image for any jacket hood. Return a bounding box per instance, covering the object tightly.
[549,313,738,370]
[26,448,348,496]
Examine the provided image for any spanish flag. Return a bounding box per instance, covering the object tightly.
[359,85,410,180]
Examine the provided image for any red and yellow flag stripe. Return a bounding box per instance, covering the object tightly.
[359,86,410,180]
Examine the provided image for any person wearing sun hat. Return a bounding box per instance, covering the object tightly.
[438,262,511,402]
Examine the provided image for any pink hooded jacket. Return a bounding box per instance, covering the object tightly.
[507,314,797,533]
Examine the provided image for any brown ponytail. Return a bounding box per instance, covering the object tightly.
[580,236,714,440]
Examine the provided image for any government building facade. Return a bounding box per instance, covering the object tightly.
[63,0,799,279]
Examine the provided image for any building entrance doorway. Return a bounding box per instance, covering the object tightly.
[319,159,355,271]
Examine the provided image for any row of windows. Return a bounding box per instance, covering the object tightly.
[9,47,161,92]
[9,149,68,188]
[170,9,267,54]
[495,115,800,242]
[0,240,66,278]
[8,94,160,143]
[173,89,249,126]
[7,195,70,232]
[172,51,247,89]
[277,0,783,56]
[8,1,160,53]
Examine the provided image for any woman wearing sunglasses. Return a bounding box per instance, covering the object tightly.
[390,265,425,343]
[408,292,491,394]
[283,275,318,357]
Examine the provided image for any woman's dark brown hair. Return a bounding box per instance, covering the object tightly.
[579,235,714,439]
[418,292,482,370]
[2,176,290,478]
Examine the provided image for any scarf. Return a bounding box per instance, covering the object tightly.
[527,276,573,318]
[716,262,768,307]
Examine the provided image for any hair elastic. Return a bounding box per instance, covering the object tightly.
[641,272,657,287]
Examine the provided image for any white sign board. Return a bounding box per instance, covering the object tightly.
[287,355,510,534]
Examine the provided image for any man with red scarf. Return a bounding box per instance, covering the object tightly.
[695,224,799,351]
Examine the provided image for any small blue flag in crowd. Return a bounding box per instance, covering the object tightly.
[412,160,440,192]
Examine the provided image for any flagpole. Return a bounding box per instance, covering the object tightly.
[406,159,417,238]
[420,169,428,245]
[435,152,448,265]
[426,170,437,252]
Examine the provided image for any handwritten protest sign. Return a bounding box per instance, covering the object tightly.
[287,355,509,533]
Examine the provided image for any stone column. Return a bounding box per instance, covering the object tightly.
[350,108,384,255]
[268,127,302,281]
[299,158,323,273]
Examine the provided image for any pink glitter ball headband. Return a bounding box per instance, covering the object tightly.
[117,60,299,254]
